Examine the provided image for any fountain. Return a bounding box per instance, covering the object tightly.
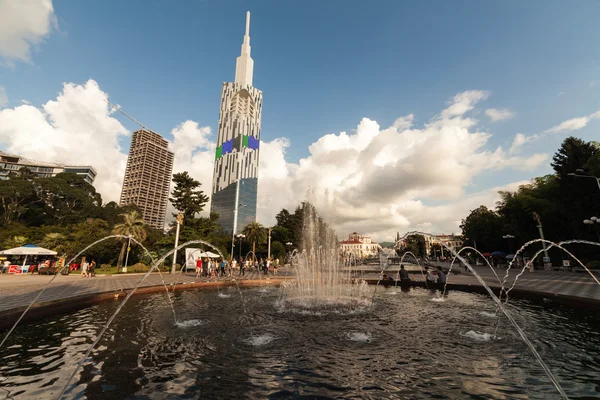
[279,203,372,313]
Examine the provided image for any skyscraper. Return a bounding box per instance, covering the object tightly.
[120,129,174,230]
[210,11,262,234]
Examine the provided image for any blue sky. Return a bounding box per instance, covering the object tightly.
[0,0,599,237]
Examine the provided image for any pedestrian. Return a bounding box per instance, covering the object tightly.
[89,260,96,277]
[195,257,202,278]
[81,261,89,278]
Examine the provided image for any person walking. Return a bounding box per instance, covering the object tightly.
[195,257,202,278]
[89,260,96,277]
[81,261,89,278]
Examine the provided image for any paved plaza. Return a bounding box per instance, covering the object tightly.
[0,265,598,317]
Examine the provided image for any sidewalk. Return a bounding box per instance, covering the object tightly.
[361,265,600,302]
[0,270,291,314]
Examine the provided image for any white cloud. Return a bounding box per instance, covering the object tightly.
[0,84,547,240]
[0,0,56,64]
[485,108,514,122]
[544,109,600,134]
[0,80,129,200]
[255,90,547,240]
[440,90,489,119]
[0,86,7,106]
[545,116,590,134]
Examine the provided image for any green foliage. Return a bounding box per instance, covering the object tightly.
[270,240,285,259]
[461,136,600,263]
[4,235,28,248]
[399,234,426,257]
[460,205,505,252]
[113,211,148,268]
[169,171,209,220]
[242,221,267,255]
[100,264,112,273]
[131,262,149,273]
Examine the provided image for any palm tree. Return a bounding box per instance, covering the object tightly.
[113,211,147,269]
[242,222,267,258]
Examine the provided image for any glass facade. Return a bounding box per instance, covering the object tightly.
[211,178,257,234]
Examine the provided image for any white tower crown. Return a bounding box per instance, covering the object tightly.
[235,11,254,87]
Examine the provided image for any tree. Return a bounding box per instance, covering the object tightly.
[0,179,36,225]
[551,136,598,177]
[113,211,148,269]
[169,171,209,220]
[42,232,67,254]
[242,222,267,257]
[4,235,28,249]
[460,206,505,252]
[33,173,102,225]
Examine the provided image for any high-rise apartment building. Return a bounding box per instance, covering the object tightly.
[210,11,262,234]
[119,129,174,230]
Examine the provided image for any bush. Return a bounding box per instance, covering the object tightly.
[100,264,111,272]
[586,261,600,270]
[131,262,149,273]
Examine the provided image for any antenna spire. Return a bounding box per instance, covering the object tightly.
[235,11,254,86]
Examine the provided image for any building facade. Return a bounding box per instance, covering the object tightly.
[119,129,174,230]
[0,151,97,184]
[395,232,463,257]
[210,11,262,234]
[339,232,379,258]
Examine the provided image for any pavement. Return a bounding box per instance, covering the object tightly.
[0,270,292,314]
[355,264,600,302]
[0,265,598,316]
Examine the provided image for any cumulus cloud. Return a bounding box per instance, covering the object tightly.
[0,80,129,200]
[0,0,56,64]
[255,91,547,240]
[0,83,547,240]
[485,108,514,122]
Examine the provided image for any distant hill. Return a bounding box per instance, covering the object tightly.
[378,241,395,248]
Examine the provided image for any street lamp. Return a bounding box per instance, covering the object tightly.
[171,213,184,274]
[502,234,515,253]
[583,217,600,241]
[568,169,600,191]
[267,227,272,259]
[230,203,247,259]
[235,234,245,260]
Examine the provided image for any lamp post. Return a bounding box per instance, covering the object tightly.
[568,169,600,191]
[230,203,247,260]
[267,227,272,259]
[236,234,245,261]
[171,213,184,274]
[532,212,550,267]
[286,242,292,264]
[583,216,600,241]
[123,235,133,273]
[502,234,515,254]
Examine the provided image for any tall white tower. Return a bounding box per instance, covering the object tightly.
[210,11,262,234]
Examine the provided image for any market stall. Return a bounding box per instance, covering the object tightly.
[0,244,58,274]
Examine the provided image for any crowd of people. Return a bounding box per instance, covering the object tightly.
[194,257,281,278]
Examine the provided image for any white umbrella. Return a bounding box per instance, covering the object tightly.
[0,244,57,256]
[0,244,57,270]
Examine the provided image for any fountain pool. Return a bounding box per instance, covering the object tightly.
[0,286,598,399]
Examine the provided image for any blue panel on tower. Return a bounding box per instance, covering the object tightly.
[222,139,233,154]
[247,135,260,150]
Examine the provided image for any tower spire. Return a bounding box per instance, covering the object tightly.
[235,11,254,86]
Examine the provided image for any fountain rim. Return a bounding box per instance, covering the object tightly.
[0,276,597,333]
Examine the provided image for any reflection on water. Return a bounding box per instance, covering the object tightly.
[0,287,599,399]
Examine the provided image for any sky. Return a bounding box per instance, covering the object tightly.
[0,0,599,241]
